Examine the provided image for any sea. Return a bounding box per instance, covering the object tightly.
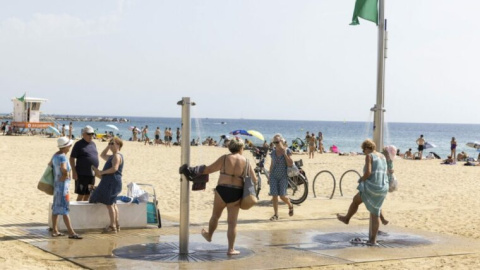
[53,116,480,159]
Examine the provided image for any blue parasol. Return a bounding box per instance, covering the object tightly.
[47,126,61,136]
[230,130,251,136]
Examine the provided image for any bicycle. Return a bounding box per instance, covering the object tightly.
[251,147,309,205]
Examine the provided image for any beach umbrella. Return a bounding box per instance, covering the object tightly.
[128,126,141,132]
[247,130,264,141]
[466,142,480,149]
[106,124,119,131]
[230,129,251,136]
[47,126,61,136]
[424,142,436,149]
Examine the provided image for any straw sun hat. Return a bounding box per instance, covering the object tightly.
[57,137,73,148]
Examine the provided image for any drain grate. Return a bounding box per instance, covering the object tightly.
[113,242,254,262]
[306,231,433,250]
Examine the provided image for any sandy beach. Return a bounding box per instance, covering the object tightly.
[1,135,480,269]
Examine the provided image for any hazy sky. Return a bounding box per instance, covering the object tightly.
[1,0,479,123]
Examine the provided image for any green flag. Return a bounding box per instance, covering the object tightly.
[17,93,26,102]
[350,0,378,25]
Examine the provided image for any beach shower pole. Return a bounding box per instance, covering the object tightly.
[178,97,195,254]
[373,0,386,150]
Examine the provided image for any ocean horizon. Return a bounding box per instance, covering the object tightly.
[4,112,480,125]
[3,114,477,160]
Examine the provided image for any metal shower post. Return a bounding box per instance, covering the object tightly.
[177,97,195,254]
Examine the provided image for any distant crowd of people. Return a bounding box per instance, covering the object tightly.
[130,126,181,146]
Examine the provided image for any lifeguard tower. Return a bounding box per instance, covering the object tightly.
[11,93,53,129]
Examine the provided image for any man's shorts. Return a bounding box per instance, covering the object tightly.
[75,175,95,195]
[418,145,424,151]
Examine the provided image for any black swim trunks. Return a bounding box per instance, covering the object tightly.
[418,145,424,151]
[75,175,95,195]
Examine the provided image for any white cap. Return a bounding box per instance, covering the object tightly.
[83,125,94,134]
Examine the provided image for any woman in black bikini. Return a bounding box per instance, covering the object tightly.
[200,137,256,255]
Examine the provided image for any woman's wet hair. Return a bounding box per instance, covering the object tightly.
[228,137,244,153]
[361,139,376,151]
[111,137,123,150]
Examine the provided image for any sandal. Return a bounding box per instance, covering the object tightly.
[289,206,294,217]
[51,232,65,237]
[269,215,278,221]
[102,225,117,234]
[68,234,83,240]
[349,237,366,245]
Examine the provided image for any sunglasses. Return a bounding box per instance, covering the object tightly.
[86,133,94,136]
[273,141,280,144]
[108,142,115,145]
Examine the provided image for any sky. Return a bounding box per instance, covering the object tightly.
[1,0,479,124]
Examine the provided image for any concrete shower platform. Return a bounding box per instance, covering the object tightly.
[4,218,480,269]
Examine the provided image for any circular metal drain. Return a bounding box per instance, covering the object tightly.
[113,242,254,262]
[310,231,432,250]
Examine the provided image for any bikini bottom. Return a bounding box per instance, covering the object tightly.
[215,184,243,204]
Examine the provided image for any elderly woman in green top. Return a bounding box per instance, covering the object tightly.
[337,139,388,246]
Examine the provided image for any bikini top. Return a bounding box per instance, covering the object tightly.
[220,154,244,180]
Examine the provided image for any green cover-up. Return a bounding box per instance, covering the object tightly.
[358,153,388,216]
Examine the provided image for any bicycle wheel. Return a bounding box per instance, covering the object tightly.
[255,171,262,200]
[312,170,336,199]
[288,173,308,204]
[338,169,361,197]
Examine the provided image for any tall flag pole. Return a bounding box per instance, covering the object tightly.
[374,0,386,150]
[350,0,386,150]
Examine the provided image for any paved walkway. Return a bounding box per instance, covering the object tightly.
[2,215,480,269]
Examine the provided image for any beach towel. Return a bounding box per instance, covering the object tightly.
[179,164,209,191]
[358,153,388,216]
[127,182,149,202]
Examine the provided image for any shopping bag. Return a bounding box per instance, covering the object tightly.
[37,165,54,195]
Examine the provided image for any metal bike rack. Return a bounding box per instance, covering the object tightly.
[312,170,336,200]
[338,169,361,197]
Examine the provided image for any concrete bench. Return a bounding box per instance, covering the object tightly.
[48,201,147,230]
